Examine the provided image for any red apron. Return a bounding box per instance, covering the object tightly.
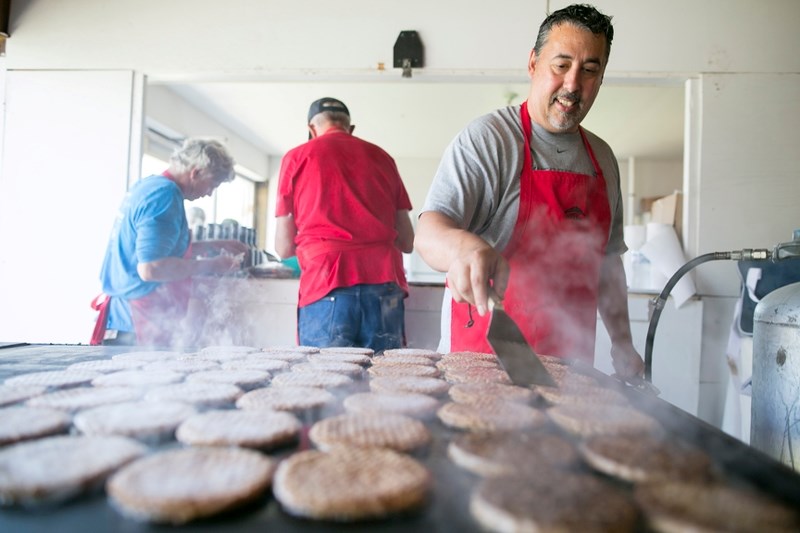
[451,101,611,362]
[128,277,192,347]
[89,293,111,345]
[91,246,193,348]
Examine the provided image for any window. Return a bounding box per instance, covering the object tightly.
[140,153,255,229]
[214,175,255,228]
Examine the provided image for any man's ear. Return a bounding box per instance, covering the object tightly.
[527,48,537,78]
[308,125,316,140]
[349,125,355,134]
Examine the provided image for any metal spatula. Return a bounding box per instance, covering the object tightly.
[486,294,557,387]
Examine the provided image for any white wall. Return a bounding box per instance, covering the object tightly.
[632,160,683,205]
[692,73,800,298]
[7,1,800,75]
[618,158,683,222]
[688,73,800,424]
[0,70,139,343]
[145,85,269,181]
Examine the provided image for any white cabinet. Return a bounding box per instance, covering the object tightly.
[404,284,446,350]
[595,293,704,415]
[188,278,299,348]
[187,278,445,351]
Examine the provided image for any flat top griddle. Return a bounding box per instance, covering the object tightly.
[0,344,799,532]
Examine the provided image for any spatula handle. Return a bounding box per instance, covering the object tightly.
[488,289,503,312]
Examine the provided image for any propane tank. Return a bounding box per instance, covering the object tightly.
[751,280,800,470]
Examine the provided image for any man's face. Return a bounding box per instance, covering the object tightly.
[185,169,223,201]
[527,22,607,133]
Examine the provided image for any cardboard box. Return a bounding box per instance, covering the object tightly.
[650,192,683,242]
[639,196,660,214]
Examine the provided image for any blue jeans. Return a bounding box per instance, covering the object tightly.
[298,283,405,352]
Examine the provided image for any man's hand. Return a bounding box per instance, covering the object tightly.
[415,211,509,317]
[447,244,509,317]
[139,252,243,282]
[610,342,645,379]
[196,254,243,276]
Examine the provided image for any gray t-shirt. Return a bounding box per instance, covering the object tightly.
[422,104,627,352]
[421,104,626,255]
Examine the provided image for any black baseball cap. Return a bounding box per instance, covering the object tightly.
[307,97,350,123]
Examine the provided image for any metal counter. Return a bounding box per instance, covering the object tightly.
[0,344,799,532]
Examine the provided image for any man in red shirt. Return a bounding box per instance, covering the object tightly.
[275,97,415,351]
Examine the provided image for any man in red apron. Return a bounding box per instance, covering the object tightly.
[275,98,415,352]
[93,139,248,348]
[415,4,644,379]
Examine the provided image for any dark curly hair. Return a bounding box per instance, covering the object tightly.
[533,4,614,60]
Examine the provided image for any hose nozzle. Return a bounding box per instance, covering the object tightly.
[731,248,772,261]
[772,230,800,262]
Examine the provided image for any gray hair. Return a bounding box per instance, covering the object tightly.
[310,110,351,130]
[170,138,235,183]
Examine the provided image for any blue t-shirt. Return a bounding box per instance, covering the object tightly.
[99,175,190,332]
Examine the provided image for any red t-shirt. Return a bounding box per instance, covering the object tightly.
[276,129,413,307]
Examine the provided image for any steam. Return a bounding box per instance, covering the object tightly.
[507,204,607,360]
[179,279,241,349]
[131,276,257,352]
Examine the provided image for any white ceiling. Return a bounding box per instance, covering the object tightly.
[162,79,685,163]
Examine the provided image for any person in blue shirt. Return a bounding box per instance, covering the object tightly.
[93,138,248,347]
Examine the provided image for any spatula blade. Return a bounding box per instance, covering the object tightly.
[486,298,557,388]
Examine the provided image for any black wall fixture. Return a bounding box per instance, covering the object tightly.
[393,30,424,78]
[0,0,10,36]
